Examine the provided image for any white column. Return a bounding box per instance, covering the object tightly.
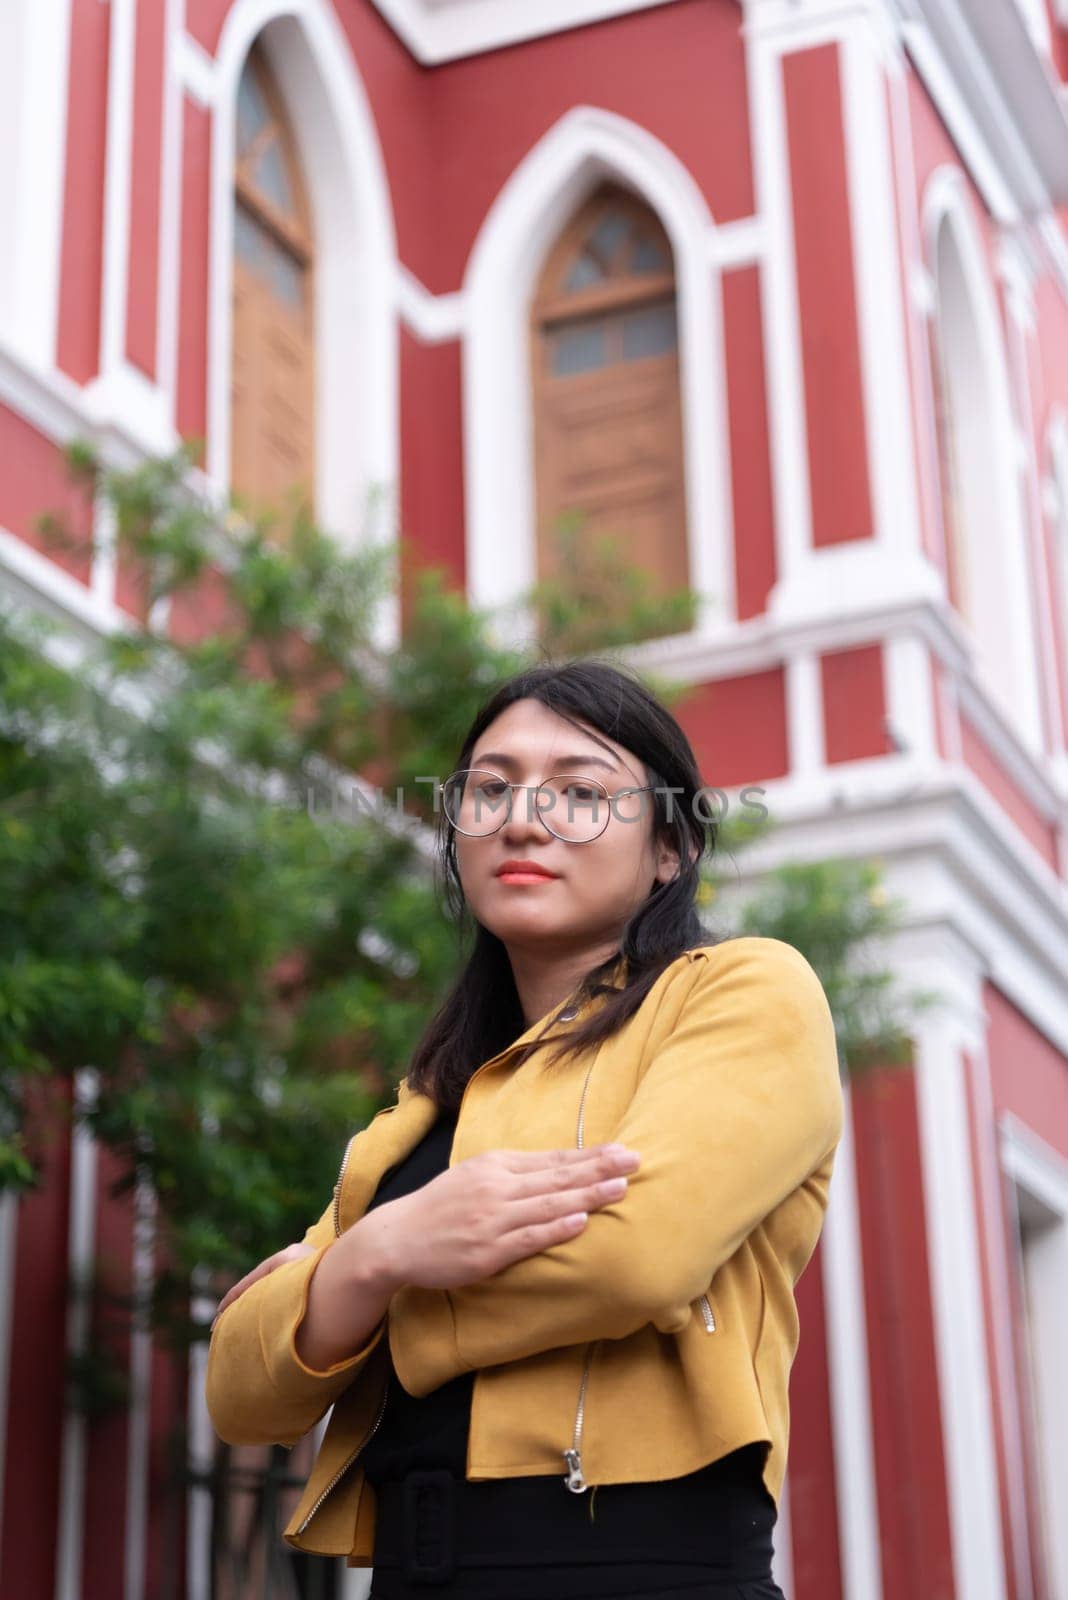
[821,1083,884,1600]
[54,1069,100,1600]
[85,0,176,457]
[0,0,74,370]
[124,1175,156,1600]
[999,1117,1068,1599]
[343,1566,373,1597]
[186,1268,215,1600]
[741,0,814,605]
[884,634,937,760]
[838,18,923,565]
[785,650,825,777]
[899,937,1009,1600]
[971,1053,1040,1600]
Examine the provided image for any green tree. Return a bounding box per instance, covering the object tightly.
[2,443,928,1334]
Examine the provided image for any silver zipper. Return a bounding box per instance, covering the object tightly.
[563,1341,596,1492]
[698,1293,716,1333]
[332,1104,401,1237]
[563,1052,601,1491]
[332,1135,356,1238]
[294,1370,390,1534]
[575,1056,596,1151]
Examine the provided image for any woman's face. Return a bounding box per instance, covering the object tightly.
[451,698,679,955]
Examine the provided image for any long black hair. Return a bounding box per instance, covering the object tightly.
[405,658,721,1109]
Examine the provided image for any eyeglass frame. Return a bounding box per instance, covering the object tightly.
[440,767,659,842]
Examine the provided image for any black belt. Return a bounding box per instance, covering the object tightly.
[372,1462,776,1585]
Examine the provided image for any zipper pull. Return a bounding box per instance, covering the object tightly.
[563,1448,588,1493]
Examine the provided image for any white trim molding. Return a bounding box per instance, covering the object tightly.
[821,1084,884,1600]
[396,266,465,344]
[999,1115,1068,1599]
[178,30,217,106]
[209,0,400,647]
[923,165,1046,753]
[77,0,179,470]
[463,105,739,648]
[0,0,74,372]
[969,1053,1041,1600]
[878,938,1009,1599]
[891,0,1068,222]
[839,23,924,566]
[368,0,684,64]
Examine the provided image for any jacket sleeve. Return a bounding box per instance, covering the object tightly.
[388,936,844,1397]
[204,1193,388,1448]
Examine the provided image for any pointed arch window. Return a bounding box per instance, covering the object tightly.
[531,186,690,635]
[928,211,1042,745]
[231,43,316,519]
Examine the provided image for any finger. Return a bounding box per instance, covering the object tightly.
[505,1147,640,1198]
[504,1171,630,1230]
[212,1268,264,1322]
[488,1210,592,1271]
[498,1145,640,1175]
[211,1245,307,1325]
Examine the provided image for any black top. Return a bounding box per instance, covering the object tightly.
[357,1107,778,1595]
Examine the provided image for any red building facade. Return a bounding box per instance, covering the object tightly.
[2,0,1068,1595]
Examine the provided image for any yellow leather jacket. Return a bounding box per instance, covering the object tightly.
[205,935,843,1567]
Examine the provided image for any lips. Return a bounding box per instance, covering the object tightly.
[495,860,559,880]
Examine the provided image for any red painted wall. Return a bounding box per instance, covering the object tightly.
[724,265,777,619]
[408,0,754,294]
[784,45,873,548]
[125,0,167,379]
[788,1244,843,1600]
[187,0,754,299]
[959,716,1059,872]
[0,408,94,587]
[985,983,1068,1164]
[0,1084,74,1598]
[676,668,790,791]
[821,644,892,764]
[177,97,212,449]
[398,330,467,620]
[852,1062,957,1600]
[58,0,112,384]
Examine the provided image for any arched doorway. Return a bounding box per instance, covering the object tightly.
[531,183,689,632]
[230,42,316,521]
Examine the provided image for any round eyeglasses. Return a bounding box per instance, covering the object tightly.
[441,768,656,843]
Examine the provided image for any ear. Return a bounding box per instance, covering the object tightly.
[654,837,682,884]
[655,836,698,885]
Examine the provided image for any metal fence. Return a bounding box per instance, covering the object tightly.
[187,1439,342,1600]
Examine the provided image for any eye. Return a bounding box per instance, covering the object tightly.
[563,784,599,801]
[477,780,509,798]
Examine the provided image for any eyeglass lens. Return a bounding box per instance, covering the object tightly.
[441,769,647,841]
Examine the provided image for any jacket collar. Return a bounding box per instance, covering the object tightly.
[339,955,629,1226]
[460,950,628,1076]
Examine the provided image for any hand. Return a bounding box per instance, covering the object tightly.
[211,1241,316,1328]
[355,1142,642,1294]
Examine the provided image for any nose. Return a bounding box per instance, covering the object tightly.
[498,784,552,842]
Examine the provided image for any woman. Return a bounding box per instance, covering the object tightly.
[206,658,843,1599]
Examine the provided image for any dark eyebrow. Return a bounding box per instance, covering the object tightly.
[470,750,621,775]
